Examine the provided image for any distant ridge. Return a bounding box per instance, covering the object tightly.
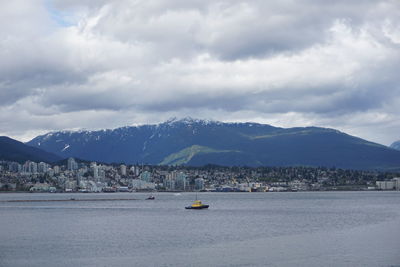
[390,140,400,151]
[27,117,400,170]
[0,136,62,163]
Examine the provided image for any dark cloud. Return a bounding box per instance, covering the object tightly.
[0,0,399,145]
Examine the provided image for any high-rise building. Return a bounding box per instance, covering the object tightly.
[93,166,99,180]
[28,161,38,173]
[8,162,21,173]
[38,162,49,173]
[135,166,140,176]
[195,178,205,191]
[120,164,127,176]
[165,179,175,190]
[67,158,78,171]
[140,171,152,182]
[163,173,176,190]
[176,172,187,191]
[99,168,106,180]
[130,166,135,175]
[91,162,99,180]
[53,165,60,174]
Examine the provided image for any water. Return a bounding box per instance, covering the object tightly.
[0,192,399,266]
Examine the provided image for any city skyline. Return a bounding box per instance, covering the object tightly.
[2,156,399,193]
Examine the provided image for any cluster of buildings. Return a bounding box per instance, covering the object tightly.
[0,158,205,192]
[0,158,399,193]
[375,178,400,190]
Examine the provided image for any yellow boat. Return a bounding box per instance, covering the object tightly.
[185,199,209,209]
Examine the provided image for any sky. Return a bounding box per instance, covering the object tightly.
[0,0,399,145]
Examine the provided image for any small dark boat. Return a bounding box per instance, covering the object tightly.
[146,195,155,200]
[185,200,209,209]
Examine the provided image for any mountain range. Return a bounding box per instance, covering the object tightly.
[0,136,61,163]
[25,118,400,170]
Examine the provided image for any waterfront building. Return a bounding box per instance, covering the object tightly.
[64,180,77,191]
[376,180,396,190]
[288,180,309,191]
[392,177,400,190]
[195,177,205,191]
[164,178,175,191]
[140,171,152,182]
[0,183,16,191]
[77,180,100,192]
[176,172,187,191]
[131,179,155,190]
[163,173,176,190]
[29,183,56,192]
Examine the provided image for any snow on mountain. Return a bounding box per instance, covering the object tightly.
[25,118,400,170]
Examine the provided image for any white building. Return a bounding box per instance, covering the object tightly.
[120,164,127,176]
[53,165,60,174]
[392,177,400,190]
[131,179,155,190]
[23,161,38,174]
[376,180,396,190]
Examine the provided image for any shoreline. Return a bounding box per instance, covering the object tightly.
[0,198,138,203]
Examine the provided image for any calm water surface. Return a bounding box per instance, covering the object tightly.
[0,192,399,267]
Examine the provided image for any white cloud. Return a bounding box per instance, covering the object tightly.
[0,0,399,145]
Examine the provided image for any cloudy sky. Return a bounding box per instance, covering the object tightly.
[1,0,399,145]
